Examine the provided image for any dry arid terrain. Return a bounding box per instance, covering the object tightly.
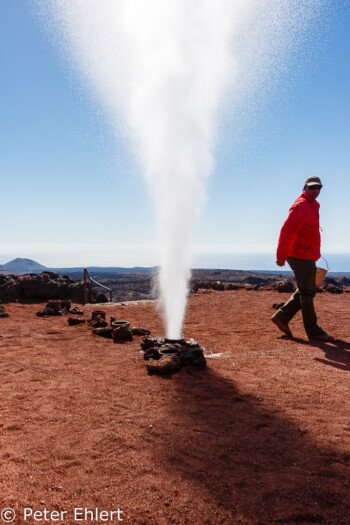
[0,289,350,524]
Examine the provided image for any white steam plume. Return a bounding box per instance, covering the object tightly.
[38,0,328,338]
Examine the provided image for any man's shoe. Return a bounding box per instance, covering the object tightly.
[271,314,293,337]
[308,331,335,342]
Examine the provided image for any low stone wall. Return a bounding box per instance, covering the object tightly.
[0,271,107,304]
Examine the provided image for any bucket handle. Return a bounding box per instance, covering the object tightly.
[319,256,329,271]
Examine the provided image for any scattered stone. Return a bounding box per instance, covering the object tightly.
[88,310,107,328]
[89,317,108,328]
[91,310,106,321]
[68,318,85,326]
[0,305,9,318]
[36,307,62,317]
[69,306,84,315]
[272,302,285,310]
[92,327,114,338]
[131,327,151,336]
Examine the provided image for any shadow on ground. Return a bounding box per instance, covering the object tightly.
[149,366,350,524]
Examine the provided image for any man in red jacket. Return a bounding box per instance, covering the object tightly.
[271,176,334,341]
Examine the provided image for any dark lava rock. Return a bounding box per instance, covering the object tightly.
[272,302,285,310]
[0,272,105,303]
[131,327,151,336]
[324,277,342,288]
[243,284,259,290]
[337,276,350,287]
[0,275,21,302]
[323,283,343,294]
[91,310,106,320]
[95,293,108,303]
[141,336,164,351]
[61,299,72,310]
[68,317,85,326]
[177,345,206,368]
[196,282,211,290]
[46,300,62,312]
[0,305,9,318]
[92,327,114,338]
[36,307,63,317]
[88,317,108,328]
[143,347,161,361]
[211,281,225,291]
[273,281,296,293]
[69,306,84,315]
[141,336,206,375]
[146,354,181,375]
[112,327,133,343]
[189,280,200,293]
[225,283,241,290]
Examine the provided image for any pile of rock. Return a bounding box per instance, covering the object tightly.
[36,300,83,317]
[88,310,108,328]
[141,336,206,375]
[88,310,150,343]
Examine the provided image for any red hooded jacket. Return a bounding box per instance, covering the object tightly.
[277,190,321,261]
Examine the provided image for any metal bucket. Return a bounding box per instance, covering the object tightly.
[111,320,130,330]
[315,257,329,288]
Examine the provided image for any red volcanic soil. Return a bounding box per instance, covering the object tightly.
[0,290,350,524]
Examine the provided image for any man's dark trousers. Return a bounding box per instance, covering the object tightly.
[275,257,322,337]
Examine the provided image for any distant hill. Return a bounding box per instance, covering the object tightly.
[0,258,47,272]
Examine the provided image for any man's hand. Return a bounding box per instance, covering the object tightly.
[276,259,286,267]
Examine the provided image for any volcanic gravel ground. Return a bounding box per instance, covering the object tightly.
[0,290,349,524]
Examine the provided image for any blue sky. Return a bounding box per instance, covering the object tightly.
[1,1,349,270]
